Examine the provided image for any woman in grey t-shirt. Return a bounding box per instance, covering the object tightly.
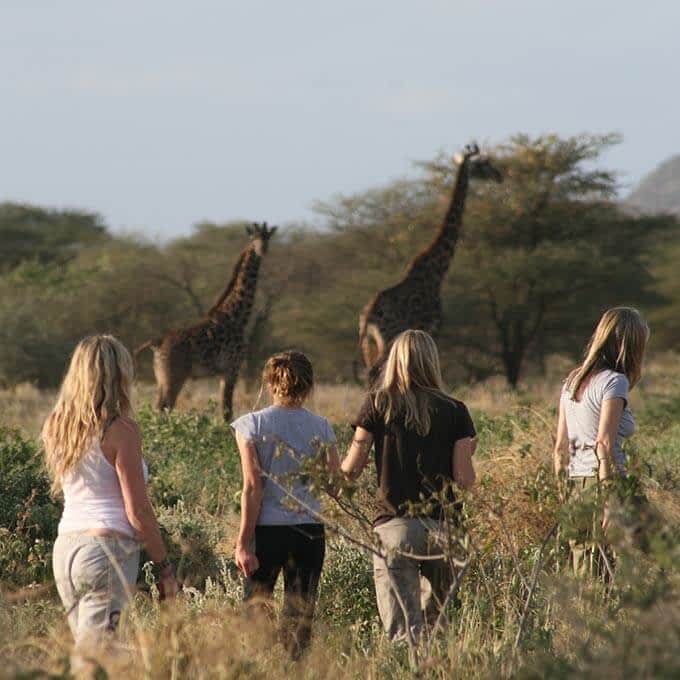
[553,307,649,574]
[231,351,339,659]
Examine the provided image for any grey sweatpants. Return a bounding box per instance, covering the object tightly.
[52,533,140,645]
[373,517,453,642]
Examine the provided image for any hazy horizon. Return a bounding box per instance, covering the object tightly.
[2,1,679,239]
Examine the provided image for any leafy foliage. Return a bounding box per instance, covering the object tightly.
[2,377,680,676]
[317,537,377,629]
[138,405,241,514]
[0,202,108,273]
[1,135,678,389]
[0,427,60,586]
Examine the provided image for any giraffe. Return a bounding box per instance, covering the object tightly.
[136,222,277,420]
[358,143,502,380]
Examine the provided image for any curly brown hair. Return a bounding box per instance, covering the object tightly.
[263,351,314,405]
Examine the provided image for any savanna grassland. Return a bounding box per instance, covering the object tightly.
[1,353,679,679]
[2,133,680,678]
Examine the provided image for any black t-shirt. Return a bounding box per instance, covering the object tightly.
[353,392,476,526]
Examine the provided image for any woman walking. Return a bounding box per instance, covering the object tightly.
[341,330,476,642]
[553,307,649,575]
[232,351,339,659]
[43,335,177,654]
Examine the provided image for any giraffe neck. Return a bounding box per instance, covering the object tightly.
[209,250,247,314]
[405,158,471,288]
[215,247,261,326]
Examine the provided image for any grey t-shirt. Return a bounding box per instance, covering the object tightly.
[560,369,635,478]
[231,406,336,525]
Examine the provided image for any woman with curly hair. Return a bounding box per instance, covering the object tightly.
[232,351,339,659]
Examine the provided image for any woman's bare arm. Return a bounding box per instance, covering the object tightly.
[453,437,475,489]
[108,419,167,562]
[107,418,178,597]
[554,400,569,478]
[340,427,373,481]
[596,398,625,483]
[234,430,263,576]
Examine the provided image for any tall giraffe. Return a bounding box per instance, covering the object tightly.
[136,222,277,420]
[358,144,502,377]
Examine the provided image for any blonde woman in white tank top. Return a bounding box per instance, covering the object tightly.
[42,335,177,658]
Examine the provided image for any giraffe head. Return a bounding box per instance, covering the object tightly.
[454,143,503,183]
[246,222,278,256]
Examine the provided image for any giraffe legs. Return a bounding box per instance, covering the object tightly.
[219,371,239,422]
[361,323,385,370]
[152,348,188,413]
[155,376,186,412]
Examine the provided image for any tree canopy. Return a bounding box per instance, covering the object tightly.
[0,203,108,273]
[0,134,677,389]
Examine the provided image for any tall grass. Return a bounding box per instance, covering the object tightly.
[1,356,679,678]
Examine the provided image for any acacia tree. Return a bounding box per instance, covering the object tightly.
[0,136,676,388]
[438,133,677,387]
[314,133,677,387]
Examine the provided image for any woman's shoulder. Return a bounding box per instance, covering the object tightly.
[431,391,467,412]
[101,416,143,465]
[429,393,472,427]
[104,416,141,443]
[231,408,265,437]
[593,368,629,388]
[594,369,630,398]
[300,408,335,434]
[301,406,329,422]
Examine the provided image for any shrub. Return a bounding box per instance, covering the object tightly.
[318,537,377,628]
[0,427,60,586]
[137,406,241,514]
[152,501,229,588]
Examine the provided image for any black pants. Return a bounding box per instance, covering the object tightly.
[244,524,325,658]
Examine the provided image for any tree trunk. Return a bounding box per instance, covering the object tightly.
[503,339,525,390]
[505,357,522,390]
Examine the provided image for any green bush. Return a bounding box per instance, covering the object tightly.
[153,501,229,588]
[138,406,241,514]
[318,537,377,628]
[0,427,60,586]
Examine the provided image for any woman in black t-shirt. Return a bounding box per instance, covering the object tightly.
[342,330,476,642]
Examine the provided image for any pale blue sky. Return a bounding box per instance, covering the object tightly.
[1,1,678,239]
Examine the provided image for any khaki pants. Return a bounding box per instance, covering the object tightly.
[52,533,140,646]
[567,476,600,576]
[373,517,454,642]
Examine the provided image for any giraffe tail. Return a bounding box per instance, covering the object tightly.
[133,340,154,358]
[352,360,365,386]
[132,339,162,373]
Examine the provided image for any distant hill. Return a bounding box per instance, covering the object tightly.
[627,155,680,216]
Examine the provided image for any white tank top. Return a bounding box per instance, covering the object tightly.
[58,440,149,538]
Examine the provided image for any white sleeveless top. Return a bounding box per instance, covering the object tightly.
[58,440,149,538]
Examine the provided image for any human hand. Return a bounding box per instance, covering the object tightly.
[602,501,611,532]
[235,543,259,577]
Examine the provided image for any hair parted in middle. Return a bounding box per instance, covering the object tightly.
[263,350,314,406]
[566,306,649,400]
[374,329,454,436]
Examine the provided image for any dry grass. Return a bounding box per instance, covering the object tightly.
[0,379,366,438]
[2,351,676,436]
[2,354,680,678]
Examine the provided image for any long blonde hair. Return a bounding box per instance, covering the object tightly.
[42,335,134,493]
[374,330,451,436]
[567,307,649,400]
